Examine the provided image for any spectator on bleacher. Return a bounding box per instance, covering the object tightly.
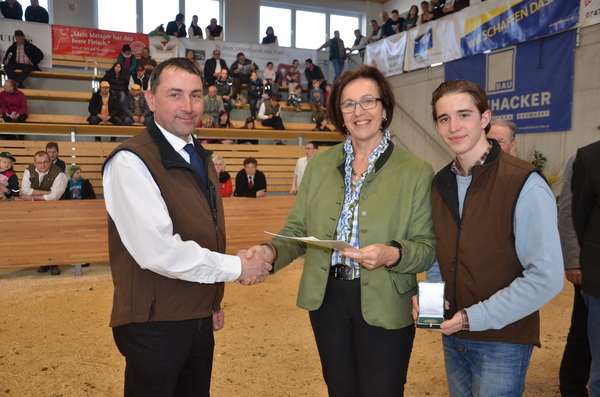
[20,150,68,204]
[318,30,346,82]
[205,17,223,40]
[88,81,123,128]
[0,151,20,200]
[324,83,332,107]
[0,0,23,20]
[166,13,186,38]
[137,47,157,74]
[102,62,129,105]
[284,65,300,93]
[287,84,303,111]
[313,116,331,132]
[238,116,258,145]
[204,49,228,86]
[420,1,434,24]
[443,0,470,15]
[203,85,224,125]
[404,5,419,30]
[117,44,137,75]
[261,26,278,45]
[185,49,201,70]
[431,0,446,20]
[262,61,279,95]
[346,29,368,54]
[257,94,285,131]
[246,71,264,119]
[290,141,318,196]
[234,157,267,197]
[63,165,96,200]
[215,69,233,113]
[25,0,48,23]
[213,155,232,197]
[45,142,65,172]
[215,110,232,129]
[390,9,405,34]
[380,11,395,38]
[2,29,44,89]
[129,65,150,92]
[231,52,258,98]
[123,84,151,126]
[309,80,325,123]
[0,79,28,123]
[368,19,382,43]
[188,15,204,39]
[304,58,326,90]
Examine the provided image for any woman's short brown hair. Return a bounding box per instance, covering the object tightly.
[327,66,395,135]
[431,79,492,133]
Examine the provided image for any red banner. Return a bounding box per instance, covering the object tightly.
[51,25,149,58]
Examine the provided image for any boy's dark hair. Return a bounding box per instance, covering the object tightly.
[46,142,59,152]
[150,58,203,93]
[267,61,273,66]
[243,157,258,166]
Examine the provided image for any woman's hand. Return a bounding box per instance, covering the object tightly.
[340,243,399,270]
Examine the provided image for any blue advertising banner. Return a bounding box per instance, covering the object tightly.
[446,29,576,133]
[460,0,579,57]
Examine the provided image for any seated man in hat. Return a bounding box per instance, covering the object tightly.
[2,30,44,89]
[88,81,123,126]
[123,84,152,126]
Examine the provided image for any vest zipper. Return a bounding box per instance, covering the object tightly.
[148,298,156,322]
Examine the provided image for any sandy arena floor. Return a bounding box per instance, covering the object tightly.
[0,260,573,396]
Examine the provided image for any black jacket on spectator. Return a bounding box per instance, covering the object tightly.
[3,41,44,70]
[204,58,228,86]
[0,0,23,20]
[88,92,123,119]
[166,21,186,37]
[234,169,267,197]
[25,4,49,23]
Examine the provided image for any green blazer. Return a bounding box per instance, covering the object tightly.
[271,141,436,330]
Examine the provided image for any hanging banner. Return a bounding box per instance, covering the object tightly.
[404,19,461,71]
[445,29,576,133]
[580,0,600,27]
[0,20,52,69]
[460,0,579,57]
[51,25,149,58]
[364,31,407,77]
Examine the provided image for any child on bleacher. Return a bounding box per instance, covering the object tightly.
[63,165,96,200]
[309,80,325,122]
[0,151,20,200]
[287,84,303,111]
[285,65,300,94]
[262,62,279,95]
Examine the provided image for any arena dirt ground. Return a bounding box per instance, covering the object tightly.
[0,259,573,396]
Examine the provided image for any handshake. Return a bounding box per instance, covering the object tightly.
[235,244,276,286]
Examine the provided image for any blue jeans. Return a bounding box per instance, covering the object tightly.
[442,334,533,397]
[331,58,345,81]
[583,291,600,396]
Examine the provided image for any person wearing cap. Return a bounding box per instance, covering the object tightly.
[2,29,44,89]
[0,79,28,123]
[129,66,150,92]
[63,165,96,200]
[117,44,137,75]
[88,81,123,127]
[0,151,20,200]
[123,84,152,126]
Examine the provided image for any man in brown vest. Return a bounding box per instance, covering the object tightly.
[19,150,68,275]
[413,80,563,396]
[102,58,272,396]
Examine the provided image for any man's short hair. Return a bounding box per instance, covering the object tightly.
[490,119,517,141]
[392,9,399,15]
[370,19,377,24]
[305,58,313,65]
[236,52,245,59]
[308,141,319,149]
[34,150,50,160]
[431,79,492,133]
[175,13,184,22]
[243,157,258,167]
[45,142,59,152]
[150,58,203,93]
[270,94,281,102]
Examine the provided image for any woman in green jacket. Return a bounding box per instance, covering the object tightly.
[246,66,436,396]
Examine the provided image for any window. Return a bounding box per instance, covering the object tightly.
[330,14,359,47]
[98,0,137,33]
[259,6,291,47]
[143,0,179,34]
[186,0,221,37]
[296,10,326,50]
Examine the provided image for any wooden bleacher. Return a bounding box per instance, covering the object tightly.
[51,54,115,71]
[0,140,332,195]
[0,196,295,269]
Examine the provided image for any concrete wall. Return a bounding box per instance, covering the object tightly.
[387,24,600,196]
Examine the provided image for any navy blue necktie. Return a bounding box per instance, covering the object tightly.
[183,143,207,186]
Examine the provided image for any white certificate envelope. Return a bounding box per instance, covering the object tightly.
[417,281,445,329]
[264,232,361,253]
